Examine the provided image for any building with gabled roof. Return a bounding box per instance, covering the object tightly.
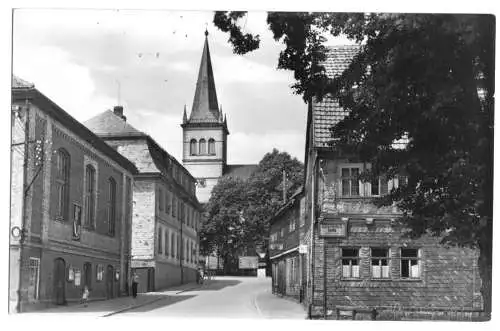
[85,105,203,291]
[299,46,483,320]
[181,30,257,204]
[10,76,137,312]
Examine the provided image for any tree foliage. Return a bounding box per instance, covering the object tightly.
[200,149,304,271]
[213,12,494,315]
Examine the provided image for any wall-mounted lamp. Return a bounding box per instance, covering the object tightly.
[366,218,374,225]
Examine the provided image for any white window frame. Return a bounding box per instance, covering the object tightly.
[341,248,360,278]
[339,164,364,197]
[400,248,422,279]
[370,247,391,279]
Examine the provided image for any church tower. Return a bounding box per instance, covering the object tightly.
[181,30,229,204]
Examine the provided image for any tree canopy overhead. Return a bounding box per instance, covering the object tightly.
[213,12,494,316]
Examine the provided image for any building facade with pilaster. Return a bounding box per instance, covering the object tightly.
[10,76,137,312]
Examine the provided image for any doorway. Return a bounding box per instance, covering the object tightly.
[106,265,114,299]
[83,262,92,290]
[53,258,66,305]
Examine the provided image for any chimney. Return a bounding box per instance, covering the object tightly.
[113,105,126,121]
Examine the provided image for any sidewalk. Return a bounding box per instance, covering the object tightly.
[32,281,203,317]
[254,288,307,319]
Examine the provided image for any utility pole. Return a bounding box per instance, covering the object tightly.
[17,100,30,313]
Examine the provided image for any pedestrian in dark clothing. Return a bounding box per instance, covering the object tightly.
[131,272,139,298]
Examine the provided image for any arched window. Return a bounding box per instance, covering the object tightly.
[84,165,96,228]
[208,138,215,155]
[107,177,117,236]
[199,138,207,155]
[190,139,197,155]
[55,149,70,221]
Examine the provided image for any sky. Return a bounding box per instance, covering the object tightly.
[12,9,356,165]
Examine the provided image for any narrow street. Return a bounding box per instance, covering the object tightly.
[27,277,306,319]
[120,276,305,319]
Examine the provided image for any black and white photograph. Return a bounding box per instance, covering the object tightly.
[4,1,497,326]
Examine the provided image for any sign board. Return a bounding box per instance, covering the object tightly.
[206,256,223,270]
[319,220,347,238]
[131,260,155,268]
[238,256,258,269]
[299,244,308,254]
[258,262,267,268]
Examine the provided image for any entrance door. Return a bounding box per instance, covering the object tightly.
[147,268,155,292]
[53,258,66,305]
[106,265,114,299]
[83,263,92,290]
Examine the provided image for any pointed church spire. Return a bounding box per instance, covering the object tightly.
[189,29,220,123]
[183,104,188,124]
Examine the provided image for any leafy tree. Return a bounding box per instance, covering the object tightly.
[213,12,494,316]
[200,149,304,272]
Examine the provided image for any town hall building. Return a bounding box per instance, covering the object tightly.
[181,30,257,204]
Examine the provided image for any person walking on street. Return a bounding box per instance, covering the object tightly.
[131,272,139,298]
[81,286,89,307]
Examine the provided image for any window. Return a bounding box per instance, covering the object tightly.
[170,232,175,258]
[28,257,40,300]
[341,167,360,196]
[176,234,180,259]
[84,165,96,228]
[289,218,296,232]
[199,138,207,154]
[165,229,169,256]
[165,191,171,214]
[96,264,104,282]
[190,139,197,155]
[280,228,285,237]
[178,200,182,221]
[55,149,70,221]
[158,228,163,254]
[371,176,389,196]
[341,248,360,278]
[159,188,164,212]
[107,178,117,236]
[401,248,421,279]
[208,138,215,155]
[172,196,177,217]
[371,248,390,279]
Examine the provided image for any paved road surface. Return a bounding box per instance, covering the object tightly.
[121,276,305,319]
[25,276,306,319]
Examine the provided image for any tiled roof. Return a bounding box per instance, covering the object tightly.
[224,164,258,180]
[84,110,144,137]
[12,75,35,89]
[313,45,361,148]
